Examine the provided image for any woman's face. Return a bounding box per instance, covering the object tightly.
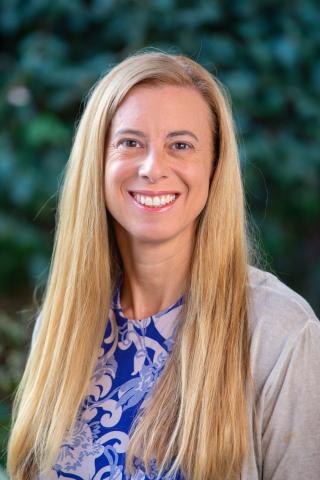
[104,84,214,246]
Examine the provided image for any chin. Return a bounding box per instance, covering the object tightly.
[133,234,174,244]
[130,229,178,244]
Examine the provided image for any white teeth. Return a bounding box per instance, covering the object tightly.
[132,193,176,207]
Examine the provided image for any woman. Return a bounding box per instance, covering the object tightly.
[7,52,320,480]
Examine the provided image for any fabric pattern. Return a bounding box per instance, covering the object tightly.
[40,283,184,479]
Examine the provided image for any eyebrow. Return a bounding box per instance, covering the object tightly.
[114,128,147,138]
[114,128,199,142]
[167,130,199,142]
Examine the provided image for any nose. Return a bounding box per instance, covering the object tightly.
[138,147,169,183]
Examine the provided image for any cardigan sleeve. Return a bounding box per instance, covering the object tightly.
[260,319,320,480]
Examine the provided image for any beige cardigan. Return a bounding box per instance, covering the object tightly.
[242,266,320,479]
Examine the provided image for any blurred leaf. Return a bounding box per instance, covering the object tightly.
[24,114,69,147]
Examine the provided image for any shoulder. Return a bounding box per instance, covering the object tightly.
[246,266,320,393]
[247,265,317,323]
[247,265,318,333]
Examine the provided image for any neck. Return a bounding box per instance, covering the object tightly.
[113,223,195,320]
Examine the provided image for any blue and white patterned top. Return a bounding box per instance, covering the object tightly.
[40,283,184,480]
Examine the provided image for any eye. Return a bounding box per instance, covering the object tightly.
[171,142,193,150]
[118,138,143,148]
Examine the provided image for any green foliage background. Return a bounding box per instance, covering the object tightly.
[0,0,319,470]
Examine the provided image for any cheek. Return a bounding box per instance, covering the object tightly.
[188,166,211,210]
[104,160,119,208]
[104,159,137,212]
[104,158,134,189]
[180,162,211,190]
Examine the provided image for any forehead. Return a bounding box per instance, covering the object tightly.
[110,84,213,134]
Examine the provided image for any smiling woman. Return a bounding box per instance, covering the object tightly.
[7,52,320,480]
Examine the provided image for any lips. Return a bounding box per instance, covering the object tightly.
[129,190,180,196]
[128,190,180,211]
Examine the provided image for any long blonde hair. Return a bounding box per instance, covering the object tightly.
[7,52,250,480]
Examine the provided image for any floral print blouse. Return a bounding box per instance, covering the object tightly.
[40,283,184,479]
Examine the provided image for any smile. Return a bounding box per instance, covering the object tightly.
[129,191,180,211]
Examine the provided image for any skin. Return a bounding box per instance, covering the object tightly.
[104,84,214,319]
